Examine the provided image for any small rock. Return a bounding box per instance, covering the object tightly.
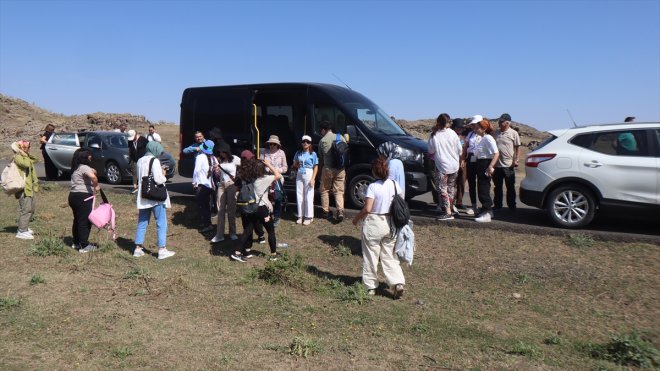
[415,298,425,305]
[512,293,522,299]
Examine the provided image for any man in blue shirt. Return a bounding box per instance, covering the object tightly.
[183,131,206,156]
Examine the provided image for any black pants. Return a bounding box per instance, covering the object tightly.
[42,149,59,180]
[195,185,213,228]
[466,154,478,207]
[476,159,493,212]
[239,206,276,255]
[493,167,516,209]
[454,166,466,207]
[69,192,93,246]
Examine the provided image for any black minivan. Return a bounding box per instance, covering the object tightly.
[178,83,429,208]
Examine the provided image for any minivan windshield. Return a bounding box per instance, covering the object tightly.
[343,103,406,135]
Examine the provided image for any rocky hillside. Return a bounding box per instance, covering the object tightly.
[396,117,548,146]
[0,94,175,158]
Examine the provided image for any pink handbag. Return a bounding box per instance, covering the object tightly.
[85,189,116,240]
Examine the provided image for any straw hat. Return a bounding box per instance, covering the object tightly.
[265,135,281,147]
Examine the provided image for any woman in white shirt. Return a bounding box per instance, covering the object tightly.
[211,147,238,243]
[292,135,318,225]
[352,157,405,299]
[134,141,175,259]
[473,119,500,223]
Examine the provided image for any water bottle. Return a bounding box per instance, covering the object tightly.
[277,242,289,248]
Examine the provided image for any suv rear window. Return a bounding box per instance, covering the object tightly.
[534,135,557,151]
[571,129,650,157]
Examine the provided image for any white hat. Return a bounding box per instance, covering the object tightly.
[127,130,136,140]
[301,135,312,142]
[468,115,483,125]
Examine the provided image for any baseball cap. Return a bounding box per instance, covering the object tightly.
[468,115,483,125]
[301,135,312,142]
[499,113,512,122]
[127,130,136,141]
[240,149,254,160]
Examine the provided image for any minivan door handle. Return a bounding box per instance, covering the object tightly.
[583,161,603,168]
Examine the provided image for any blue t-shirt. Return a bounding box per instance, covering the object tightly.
[388,158,405,199]
[294,151,318,174]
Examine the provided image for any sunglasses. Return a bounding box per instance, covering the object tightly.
[302,140,311,144]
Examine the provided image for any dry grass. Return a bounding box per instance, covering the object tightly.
[0,185,658,369]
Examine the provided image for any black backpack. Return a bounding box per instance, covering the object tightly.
[331,133,349,168]
[389,179,410,229]
[236,181,268,215]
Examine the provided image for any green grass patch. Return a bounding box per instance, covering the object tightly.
[30,273,46,285]
[336,281,372,304]
[289,336,322,358]
[585,331,659,367]
[29,235,69,257]
[0,297,21,311]
[112,346,134,360]
[565,233,595,249]
[256,253,311,289]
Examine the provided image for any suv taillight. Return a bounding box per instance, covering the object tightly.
[526,154,556,167]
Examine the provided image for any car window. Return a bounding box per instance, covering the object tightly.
[108,135,128,148]
[572,129,649,157]
[534,135,557,151]
[87,134,102,148]
[50,133,78,146]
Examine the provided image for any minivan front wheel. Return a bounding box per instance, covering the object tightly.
[105,161,123,185]
[347,173,375,209]
[546,184,596,228]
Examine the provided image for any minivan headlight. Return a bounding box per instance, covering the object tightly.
[396,146,422,164]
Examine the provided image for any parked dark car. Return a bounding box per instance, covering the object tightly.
[45,131,175,184]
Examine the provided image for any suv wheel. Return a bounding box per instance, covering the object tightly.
[546,184,596,228]
[347,173,374,209]
[105,161,122,185]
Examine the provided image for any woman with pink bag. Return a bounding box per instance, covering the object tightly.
[68,148,100,252]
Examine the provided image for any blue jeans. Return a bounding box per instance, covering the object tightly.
[134,204,168,248]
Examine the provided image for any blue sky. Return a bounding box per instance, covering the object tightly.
[1,0,658,131]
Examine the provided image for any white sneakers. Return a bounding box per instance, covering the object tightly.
[475,213,492,223]
[296,218,303,224]
[158,248,175,260]
[133,247,175,259]
[211,235,225,243]
[15,231,34,240]
[302,219,313,226]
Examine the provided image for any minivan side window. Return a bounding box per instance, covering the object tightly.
[572,130,649,157]
[313,105,347,135]
[51,133,77,146]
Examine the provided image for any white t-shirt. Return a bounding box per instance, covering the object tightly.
[474,134,498,159]
[193,154,216,189]
[466,131,482,155]
[253,174,275,211]
[428,129,462,174]
[219,162,236,183]
[136,155,171,209]
[366,179,403,214]
[147,133,162,142]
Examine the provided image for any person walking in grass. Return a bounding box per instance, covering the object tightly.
[231,156,282,263]
[192,140,217,233]
[427,113,462,220]
[211,146,239,243]
[68,148,100,252]
[493,113,521,211]
[11,140,39,240]
[292,135,318,225]
[352,157,405,299]
[133,141,175,260]
[473,119,500,223]
[39,124,58,180]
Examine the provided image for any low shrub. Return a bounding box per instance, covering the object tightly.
[0,297,21,311]
[29,236,68,257]
[290,336,321,358]
[257,253,309,289]
[565,233,595,249]
[337,282,372,304]
[587,331,659,367]
[30,273,46,285]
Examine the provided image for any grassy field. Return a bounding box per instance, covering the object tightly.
[1,184,658,369]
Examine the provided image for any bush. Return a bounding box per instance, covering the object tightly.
[29,236,68,257]
[337,282,372,304]
[290,336,321,358]
[257,253,308,289]
[587,332,659,367]
[30,273,46,285]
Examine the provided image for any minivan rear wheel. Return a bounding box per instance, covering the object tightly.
[546,184,596,228]
[347,173,375,209]
[105,161,122,185]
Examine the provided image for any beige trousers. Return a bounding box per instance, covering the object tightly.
[320,167,345,214]
[361,214,405,290]
[215,183,237,235]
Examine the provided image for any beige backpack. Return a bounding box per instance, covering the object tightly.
[1,160,26,195]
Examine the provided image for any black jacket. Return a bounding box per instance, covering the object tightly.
[128,136,148,162]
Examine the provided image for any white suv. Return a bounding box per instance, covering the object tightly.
[520,122,659,228]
